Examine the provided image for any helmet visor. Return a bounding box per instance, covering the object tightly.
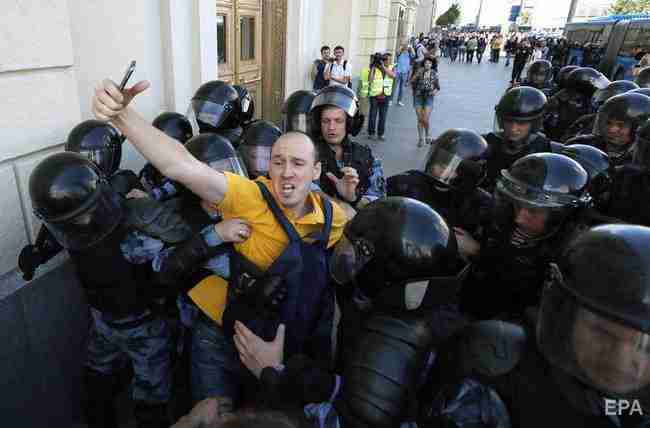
[238,145,271,178]
[425,146,463,186]
[43,182,123,251]
[539,268,650,399]
[330,235,375,285]
[187,100,231,133]
[497,171,586,209]
[207,156,248,177]
[283,113,310,133]
[311,91,358,117]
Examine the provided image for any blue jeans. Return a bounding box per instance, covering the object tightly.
[393,71,409,103]
[190,315,254,405]
[368,96,389,136]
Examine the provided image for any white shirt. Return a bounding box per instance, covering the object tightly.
[327,60,352,86]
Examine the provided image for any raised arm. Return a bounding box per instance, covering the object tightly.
[92,79,227,204]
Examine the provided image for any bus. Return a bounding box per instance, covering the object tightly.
[601,17,650,80]
[564,15,650,81]
[564,20,613,67]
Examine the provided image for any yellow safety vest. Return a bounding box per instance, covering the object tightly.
[383,65,394,97]
[360,67,386,98]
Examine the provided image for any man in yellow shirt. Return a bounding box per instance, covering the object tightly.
[91,78,347,405]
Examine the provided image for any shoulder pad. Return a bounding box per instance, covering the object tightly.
[124,197,192,244]
[454,320,527,379]
[386,170,427,196]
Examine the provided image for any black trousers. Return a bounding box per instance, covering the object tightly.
[512,60,526,82]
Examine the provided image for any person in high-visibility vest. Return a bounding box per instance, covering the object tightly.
[361,52,396,140]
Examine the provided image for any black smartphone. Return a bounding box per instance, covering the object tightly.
[118,60,136,91]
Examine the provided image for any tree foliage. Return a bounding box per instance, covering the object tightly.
[609,0,650,14]
[436,3,461,26]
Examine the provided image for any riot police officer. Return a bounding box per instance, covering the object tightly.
[520,59,553,95]
[387,128,492,235]
[482,86,553,192]
[18,119,146,281]
[577,92,650,167]
[562,80,639,142]
[187,80,242,134]
[229,197,471,427]
[604,119,650,226]
[548,64,578,97]
[559,141,613,212]
[309,85,385,208]
[140,112,194,199]
[459,153,592,320]
[427,224,650,427]
[29,152,192,428]
[282,89,317,134]
[238,120,282,179]
[543,67,609,141]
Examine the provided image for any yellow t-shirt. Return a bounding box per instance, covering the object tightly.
[214,172,347,271]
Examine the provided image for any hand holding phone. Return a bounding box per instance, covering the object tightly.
[119,61,136,91]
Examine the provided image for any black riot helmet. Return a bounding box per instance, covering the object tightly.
[215,126,244,149]
[591,80,639,112]
[424,128,488,192]
[184,133,247,177]
[630,88,650,98]
[233,85,255,124]
[330,197,461,300]
[238,120,282,178]
[566,67,610,97]
[65,120,123,176]
[526,60,553,87]
[560,141,612,210]
[636,67,650,88]
[632,120,650,170]
[494,86,547,152]
[556,65,579,90]
[29,152,123,251]
[538,224,650,404]
[593,93,650,150]
[309,85,365,138]
[282,90,317,134]
[493,153,590,241]
[188,80,241,133]
[152,112,193,144]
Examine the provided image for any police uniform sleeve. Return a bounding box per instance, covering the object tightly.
[123,197,192,244]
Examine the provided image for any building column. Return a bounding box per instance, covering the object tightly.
[357,0,393,75]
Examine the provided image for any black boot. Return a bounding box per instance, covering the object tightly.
[134,401,170,428]
[83,369,119,428]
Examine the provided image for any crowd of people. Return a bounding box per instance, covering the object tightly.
[15,22,650,428]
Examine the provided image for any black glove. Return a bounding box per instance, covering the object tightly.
[109,169,144,197]
[18,245,46,281]
[222,275,288,341]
